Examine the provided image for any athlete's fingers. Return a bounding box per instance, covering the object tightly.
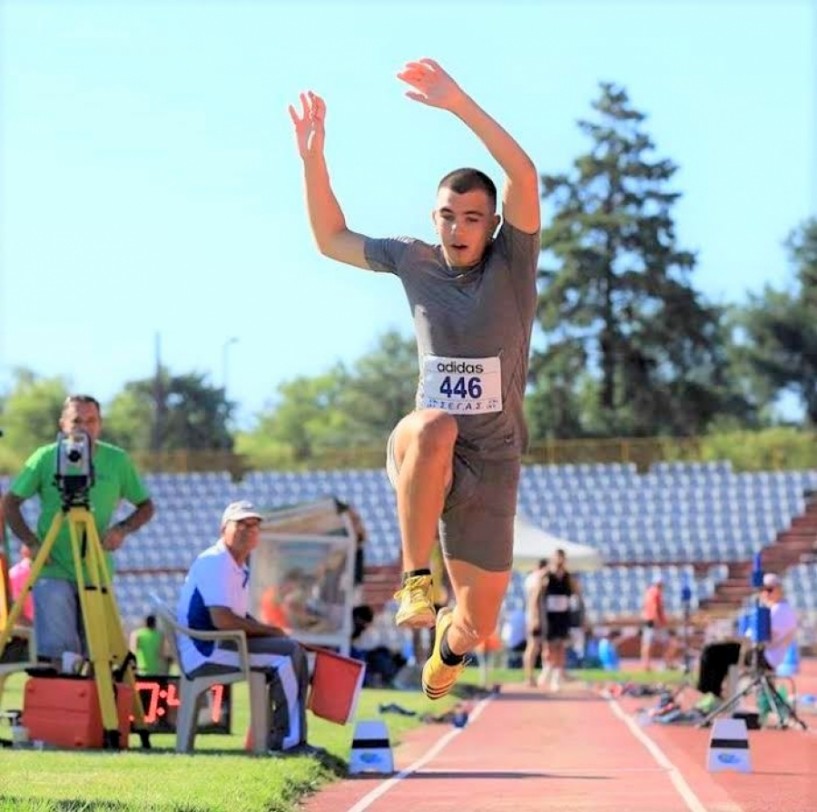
[399,62,431,82]
[315,95,326,119]
[396,68,420,83]
[403,60,431,73]
[418,57,443,73]
[397,72,428,93]
[288,93,307,125]
[307,91,325,122]
[289,92,311,125]
[404,91,428,104]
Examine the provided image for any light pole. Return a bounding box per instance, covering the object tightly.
[222,337,239,399]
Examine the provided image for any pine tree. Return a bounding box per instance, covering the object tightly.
[741,218,817,424]
[534,83,742,437]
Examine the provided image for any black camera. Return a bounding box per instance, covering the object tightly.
[63,439,85,464]
[54,430,94,507]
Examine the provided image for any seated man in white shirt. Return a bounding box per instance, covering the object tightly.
[176,501,315,755]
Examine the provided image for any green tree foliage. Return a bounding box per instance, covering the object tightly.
[699,427,817,471]
[251,368,354,462]
[104,368,234,451]
[525,342,586,440]
[740,218,817,425]
[338,330,418,443]
[0,369,70,460]
[245,331,417,463]
[534,83,747,437]
[104,387,155,450]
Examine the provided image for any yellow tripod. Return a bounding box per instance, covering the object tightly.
[0,506,145,748]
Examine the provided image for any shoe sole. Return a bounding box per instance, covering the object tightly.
[422,672,462,700]
[421,608,461,700]
[395,607,437,629]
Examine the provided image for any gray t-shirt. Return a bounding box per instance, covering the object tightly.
[364,221,540,460]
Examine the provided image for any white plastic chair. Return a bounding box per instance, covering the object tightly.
[149,594,269,755]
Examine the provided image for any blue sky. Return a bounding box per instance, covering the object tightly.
[0,0,814,428]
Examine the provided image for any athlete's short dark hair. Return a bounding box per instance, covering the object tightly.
[437,168,497,210]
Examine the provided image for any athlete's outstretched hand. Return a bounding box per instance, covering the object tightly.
[289,91,326,159]
[397,58,466,111]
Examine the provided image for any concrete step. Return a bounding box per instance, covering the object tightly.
[715,588,753,602]
[700,597,738,609]
[714,580,752,592]
[771,538,815,550]
[789,516,817,529]
[776,529,817,542]
[699,600,742,617]
[762,547,813,566]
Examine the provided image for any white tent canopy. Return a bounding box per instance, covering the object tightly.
[512,514,604,573]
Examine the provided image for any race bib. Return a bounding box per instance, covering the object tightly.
[546,595,570,613]
[420,355,502,414]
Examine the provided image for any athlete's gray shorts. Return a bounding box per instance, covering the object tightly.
[386,429,520,572]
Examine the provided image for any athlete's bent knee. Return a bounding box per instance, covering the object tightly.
[412,412,457,459]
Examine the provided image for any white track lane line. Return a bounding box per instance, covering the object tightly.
[345,695,493,812]
[607,698,713,812]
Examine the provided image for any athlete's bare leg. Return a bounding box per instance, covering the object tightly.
[445,558,510,654]
[391,409,456,571]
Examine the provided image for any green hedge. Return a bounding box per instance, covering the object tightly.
[1,429,815,476]
[697,428,817,472]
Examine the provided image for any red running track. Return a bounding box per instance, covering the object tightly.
[301,664,817,812]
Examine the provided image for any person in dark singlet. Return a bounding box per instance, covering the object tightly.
[539,548,574,691]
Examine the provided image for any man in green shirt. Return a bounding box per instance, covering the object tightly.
[2,395,155,662]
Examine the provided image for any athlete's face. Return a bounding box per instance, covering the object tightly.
[432,187,500,268]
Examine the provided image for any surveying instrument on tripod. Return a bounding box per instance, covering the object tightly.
[0,430,145,748]
[699,560,807,731]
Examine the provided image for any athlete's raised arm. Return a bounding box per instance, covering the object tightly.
[397,59,540,234]
[289,91,369,269]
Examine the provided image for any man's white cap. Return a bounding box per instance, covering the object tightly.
[653,575,664,584]
[221,500,263,527]
[763,573,781,589]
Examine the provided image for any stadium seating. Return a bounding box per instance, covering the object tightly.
[3,462,817,637]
